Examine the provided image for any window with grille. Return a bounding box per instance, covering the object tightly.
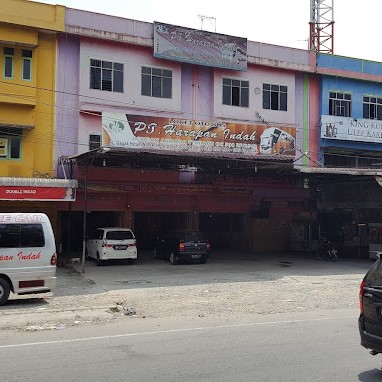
[0,127,22,159]
[223,78,249,107]
[89,134,101,150]
[141,66,172,98]
[90,59,124,92]
[363,96,382,120]
[329,92,352,117]
[263,83,287,111]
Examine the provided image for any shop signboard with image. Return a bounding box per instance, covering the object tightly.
[101,112,296,157]
[0,186,76,201]
[321,115,382,143]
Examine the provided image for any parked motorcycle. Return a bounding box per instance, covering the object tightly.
[315,238,338,261]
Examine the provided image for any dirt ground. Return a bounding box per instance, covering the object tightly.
[0,252,373,331]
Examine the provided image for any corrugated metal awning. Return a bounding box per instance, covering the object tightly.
[61,147,295,176]
[298,167,382,176]
[0,123,34,130]
[0,177,77,188]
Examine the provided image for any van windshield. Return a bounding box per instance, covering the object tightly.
[106,231,134,240]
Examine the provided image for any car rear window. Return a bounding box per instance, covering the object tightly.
[365,259,382,286]
[106,230,134,240]
[180,232,205,241]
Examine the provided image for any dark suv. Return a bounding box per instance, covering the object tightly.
[359,257,382,355]
[153,231,211,265]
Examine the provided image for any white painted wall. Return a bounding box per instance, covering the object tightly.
[79,40,182,114]
[213,67,296,126]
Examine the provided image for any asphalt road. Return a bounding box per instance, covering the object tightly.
[1,309,381,382]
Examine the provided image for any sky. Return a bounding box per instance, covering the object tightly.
[35,0,381,62]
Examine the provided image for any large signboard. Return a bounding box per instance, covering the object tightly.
[102,113,296,157]
[0,186,76,201]
[321,115,382,143]
[153,22,247,71]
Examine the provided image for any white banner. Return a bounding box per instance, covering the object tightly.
[321,115,382,143]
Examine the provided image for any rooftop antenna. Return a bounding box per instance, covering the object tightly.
[198,15,216,32]
[309,0,334,54]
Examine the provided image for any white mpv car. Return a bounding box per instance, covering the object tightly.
[86,227,137,265]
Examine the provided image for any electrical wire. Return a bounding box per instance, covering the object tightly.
[1,78,375,171]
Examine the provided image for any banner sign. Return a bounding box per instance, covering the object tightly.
[102,112,296,157]
[0,186,76,201]
[153,22,247,71]
[321,115,382,143]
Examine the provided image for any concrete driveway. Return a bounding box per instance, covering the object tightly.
[68,249,373,290]
[0,250,373,331]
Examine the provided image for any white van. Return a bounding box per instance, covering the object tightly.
[0,213,57,306]
[86,227,137,265]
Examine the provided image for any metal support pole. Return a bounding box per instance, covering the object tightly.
[81,156,88,273]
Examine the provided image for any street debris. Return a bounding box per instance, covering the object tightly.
[109,302,137,316]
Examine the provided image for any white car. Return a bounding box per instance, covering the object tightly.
[86,227,137,265]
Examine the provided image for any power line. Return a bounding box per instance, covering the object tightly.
[3,79,370,172]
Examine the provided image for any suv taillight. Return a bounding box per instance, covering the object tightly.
[51,253,57,266]
[360,280,365,314]
[207,243,211,251]
[102,239,112,248]
[179,243,185,251]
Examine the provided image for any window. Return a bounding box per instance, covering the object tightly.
[263,84,287,111]
[223,78,249,107]
[0,127,22,159]
[363,96,382,120]
[141,67,172,98]
[0,224,45,248]
[106,230,134,240]
[90,59,123,92]
[329,92,352,117]
[89,134,101,150]
[22,49,32,81]
[3,47,14,79]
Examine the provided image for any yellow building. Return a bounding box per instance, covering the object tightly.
[0,1,76,230]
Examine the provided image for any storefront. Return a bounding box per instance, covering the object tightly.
[57,147,312,257]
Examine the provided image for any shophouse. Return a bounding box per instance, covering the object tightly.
[303,54,382,258]
[54,8,323,255]
[0,0,77,235]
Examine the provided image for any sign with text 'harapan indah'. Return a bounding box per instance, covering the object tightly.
[102,112,296,157]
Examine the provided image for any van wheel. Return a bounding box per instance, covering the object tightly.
[169,252,177,265]
[85,248,89,260]
[96,253,103,266]
[0,278,10,306]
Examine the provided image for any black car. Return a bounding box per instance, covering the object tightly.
[359,256,382,355]
[153,231,211,265]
